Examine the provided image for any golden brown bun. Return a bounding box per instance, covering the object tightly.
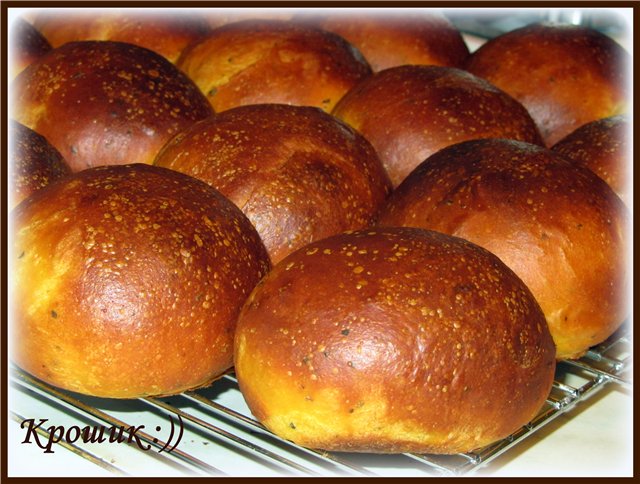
[11,41,214,172]
[235,227,556,454]
[11,164,271,398]
[10,120,71,209]
[378,139,630,360]
[155,104,391,264]
[30,11,210,63]
[465,23,630,146]
[177,20,372,113]
[552,115,630,205]
[295,11,469,71]
[9,18,52,80]
[332,65,542,187]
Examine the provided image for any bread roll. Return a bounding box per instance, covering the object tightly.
[9,18,51,80]
[378,139,629,360]
[11,41,213,172]
[11,164,271,398]
[155,104,391,264]
[235,227,556,454]
[10,120,71,209]
[332,65,542,187]
[177,19,372,113]
[295,11,469,71]
[465,23,630,146]
[29,10,210,63]
[552,115,629,205]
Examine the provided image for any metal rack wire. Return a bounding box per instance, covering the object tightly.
[8,324,631,477]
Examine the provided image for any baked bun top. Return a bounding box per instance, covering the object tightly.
[177,19,372,112]
[155,104,391,264]
[235,226,556,454]
[10,120,71,209]
[11,163,271,398]
[9,18,52,79]
[552,115,630,204]
[12,41,214,171]
[332,65,542,187]
[378,138,629,359]
[465,22,630,146]
[29,10,211,63]
[295,11,469,71]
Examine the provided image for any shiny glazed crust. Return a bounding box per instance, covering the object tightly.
[154,104,391,264]
[465,23,630,146]
[30,11,211,63]
[552,115,629,204]
[9,18,52,79]
[235,227,556,454]
[332,65,542,187]
[11,41,214,172]
[297,12,470,71]
[10,120,71,209]
[11,164,271,398]
[378,139,629,359]
[177,20,372,112]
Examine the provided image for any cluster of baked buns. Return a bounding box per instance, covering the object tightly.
[9,9,630,455]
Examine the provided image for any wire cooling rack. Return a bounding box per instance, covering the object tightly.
[8,323,631,477]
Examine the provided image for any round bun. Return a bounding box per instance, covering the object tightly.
[296,11,469,71]
[177,20,372,113]
[332,65,542,187]
[9,18,51,80]
[378,139,630,360]
[235,227,556,454]
[12,41,213,172]
[11,164,271,398]
[10,120,71,209]
[465,23,630,146]
[155,104,391,264]
[29,10,210,63]
[552,115,630,205]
